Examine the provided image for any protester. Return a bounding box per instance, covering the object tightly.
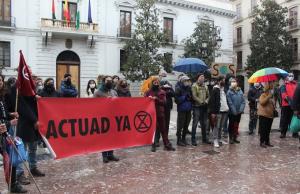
[247,83,263,135]
[112,75,120,89]
[191,74,210,146]
[279,73,297,138]
[258,82,275,148]
[60,73,78,97]
[116,79,131,97]
[175,75,193,146]
[0,74,27,193]
[97,75,105,89]
[85,80,97,98]
[227,77,245,144]
[94,76,119,163]
[38,78,60,97]
[145,77,175,152]
[208,76,229,148]
[35,77,43,94]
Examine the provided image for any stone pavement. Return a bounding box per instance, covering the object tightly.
[0,111,299,194]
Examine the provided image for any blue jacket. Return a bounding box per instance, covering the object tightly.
[227,88,245,115]
[60,81,78,97]
[175,82,192,112]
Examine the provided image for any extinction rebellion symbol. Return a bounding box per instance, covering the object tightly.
[134,111,152,133]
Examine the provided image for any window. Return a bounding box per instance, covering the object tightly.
[236,4,241,20]
[292,38,298,61]
[120,49,128,71]
[237,51,243,70]
[120,11,132,38]
[0,0,11,26]
[237,27,242,43]
[164,17,174,42]
[0,41,10,67]
[289,7,298,28]
[62,1,77,21]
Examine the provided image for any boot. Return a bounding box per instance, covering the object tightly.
[103,156,109,163]
[177,138,186,146]
[181,138,189,146]
[30,167,45,177]
[292,133,299,138]
[108,155,120,162]
[17,173,30,185]
[260,143,267,148]
[10,182,27,193]
[151,144,156,152]
[164,143,175,151]
[280,133,286,138]
[233,138,240,144]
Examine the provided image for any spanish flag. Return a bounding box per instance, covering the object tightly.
[63,0,70,23]
[52,0,56,20]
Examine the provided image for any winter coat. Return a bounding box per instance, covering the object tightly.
[208,85,221,114]
[227,87,245,115]
[175,83,192,112]
[191,83,209,106]
[116,87,131,97]
[94,87,118,98]
[292,83,300,111]
[145,89,166,118]
[247,86,263,109]
[280,81,297,107]
[161,86,174,111]
[0,99,11,152]
[257,92,275,119]
[60,81,78,97]
[38,88,60,97]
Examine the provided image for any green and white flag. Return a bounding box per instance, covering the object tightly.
[76,0,80,29]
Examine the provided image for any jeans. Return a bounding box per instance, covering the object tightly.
[281,106,293,135]
[213,112,228,141]
[177,111,191,140]
[228,114,242,140]
[249,108,258,132]
[191,106,208,143]
[17,141,38,176]
[259,116,273,144]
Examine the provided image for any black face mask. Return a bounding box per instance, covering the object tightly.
[66,79,71,85]
[45,84,55,93]
[105,82,113,89]
[152,85,159,91]
[121,84,127,88]
[220,82,225,87]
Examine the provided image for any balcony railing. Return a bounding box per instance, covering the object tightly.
[288,19,300,31]
[233,38,243,46]
[41,18,98,33]
[0,17,16,29]
[117,28,133,39]
[164,35,178,44]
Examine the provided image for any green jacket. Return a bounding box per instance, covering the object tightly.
[192,83,209,106]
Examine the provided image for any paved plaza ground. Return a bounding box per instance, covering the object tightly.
[1,111,299,194]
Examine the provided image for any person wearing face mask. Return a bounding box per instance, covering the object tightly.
[247,83,263,135]
[258,82,275,148]
[39,78,60,97]
[145,77,175,152]
[116,79,131,97]
[175,75,193,146]
[191,74,210,146]
[208,76,229,148]
[60,73,78,98]
[94,76,120,163]
[279,73,298,138]
[85,80,97,98]
[35,78,43,94]
[227,78,245,144]
[112,75,120,90]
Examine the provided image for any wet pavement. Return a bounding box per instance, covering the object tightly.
[1,111,300,194]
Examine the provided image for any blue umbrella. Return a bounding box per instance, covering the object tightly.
[173,58,208,73]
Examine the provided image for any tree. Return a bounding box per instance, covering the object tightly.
[122,0,166,82]
[183,18,222,66]
[246,0,293,77]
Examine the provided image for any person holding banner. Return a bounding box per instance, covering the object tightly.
[60,73,78,98]
[85,79,97,98]
[145,77,175,152]
[94,76,120,163]
[38,78,60,98]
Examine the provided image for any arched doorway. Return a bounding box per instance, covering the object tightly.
[56,50,80,95]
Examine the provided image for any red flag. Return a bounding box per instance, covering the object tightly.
[17,51,36,96]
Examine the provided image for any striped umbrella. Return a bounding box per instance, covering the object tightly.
[248,67,288,83]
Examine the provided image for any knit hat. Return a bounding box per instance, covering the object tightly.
[180,75,190,82]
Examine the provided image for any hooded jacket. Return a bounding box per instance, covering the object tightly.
[227,87,245,115]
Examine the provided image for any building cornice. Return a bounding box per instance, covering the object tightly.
[157,0,236,18]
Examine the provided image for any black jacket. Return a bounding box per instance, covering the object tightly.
[247,86,263,109]
[292,83,300,111]
[0,100,11,152]
[208,86,221,114]
[38,88,60,97]
[162,86,174,110]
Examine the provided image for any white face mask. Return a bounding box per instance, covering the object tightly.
[89,84,96,89]
[254,83,260,89]
[288,76,294,82]
[231,82,237,88]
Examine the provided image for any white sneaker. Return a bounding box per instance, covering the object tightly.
[214,140,219,148]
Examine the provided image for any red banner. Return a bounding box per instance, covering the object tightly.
[37,97,156,159]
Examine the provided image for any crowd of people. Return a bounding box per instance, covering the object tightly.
[0,69,299,193]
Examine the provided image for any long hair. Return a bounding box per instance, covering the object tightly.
[0,74,7,99]
[86,79,97,95]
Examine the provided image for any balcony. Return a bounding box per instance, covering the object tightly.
[288,19,300,31]
[164,35,178,44]
[233,38,243,47]
[41,18,98,36]
[0,17,16,30]
[117,28,133,39]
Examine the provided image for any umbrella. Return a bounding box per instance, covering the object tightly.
[173,58,208,73]
[248,67,288,83]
